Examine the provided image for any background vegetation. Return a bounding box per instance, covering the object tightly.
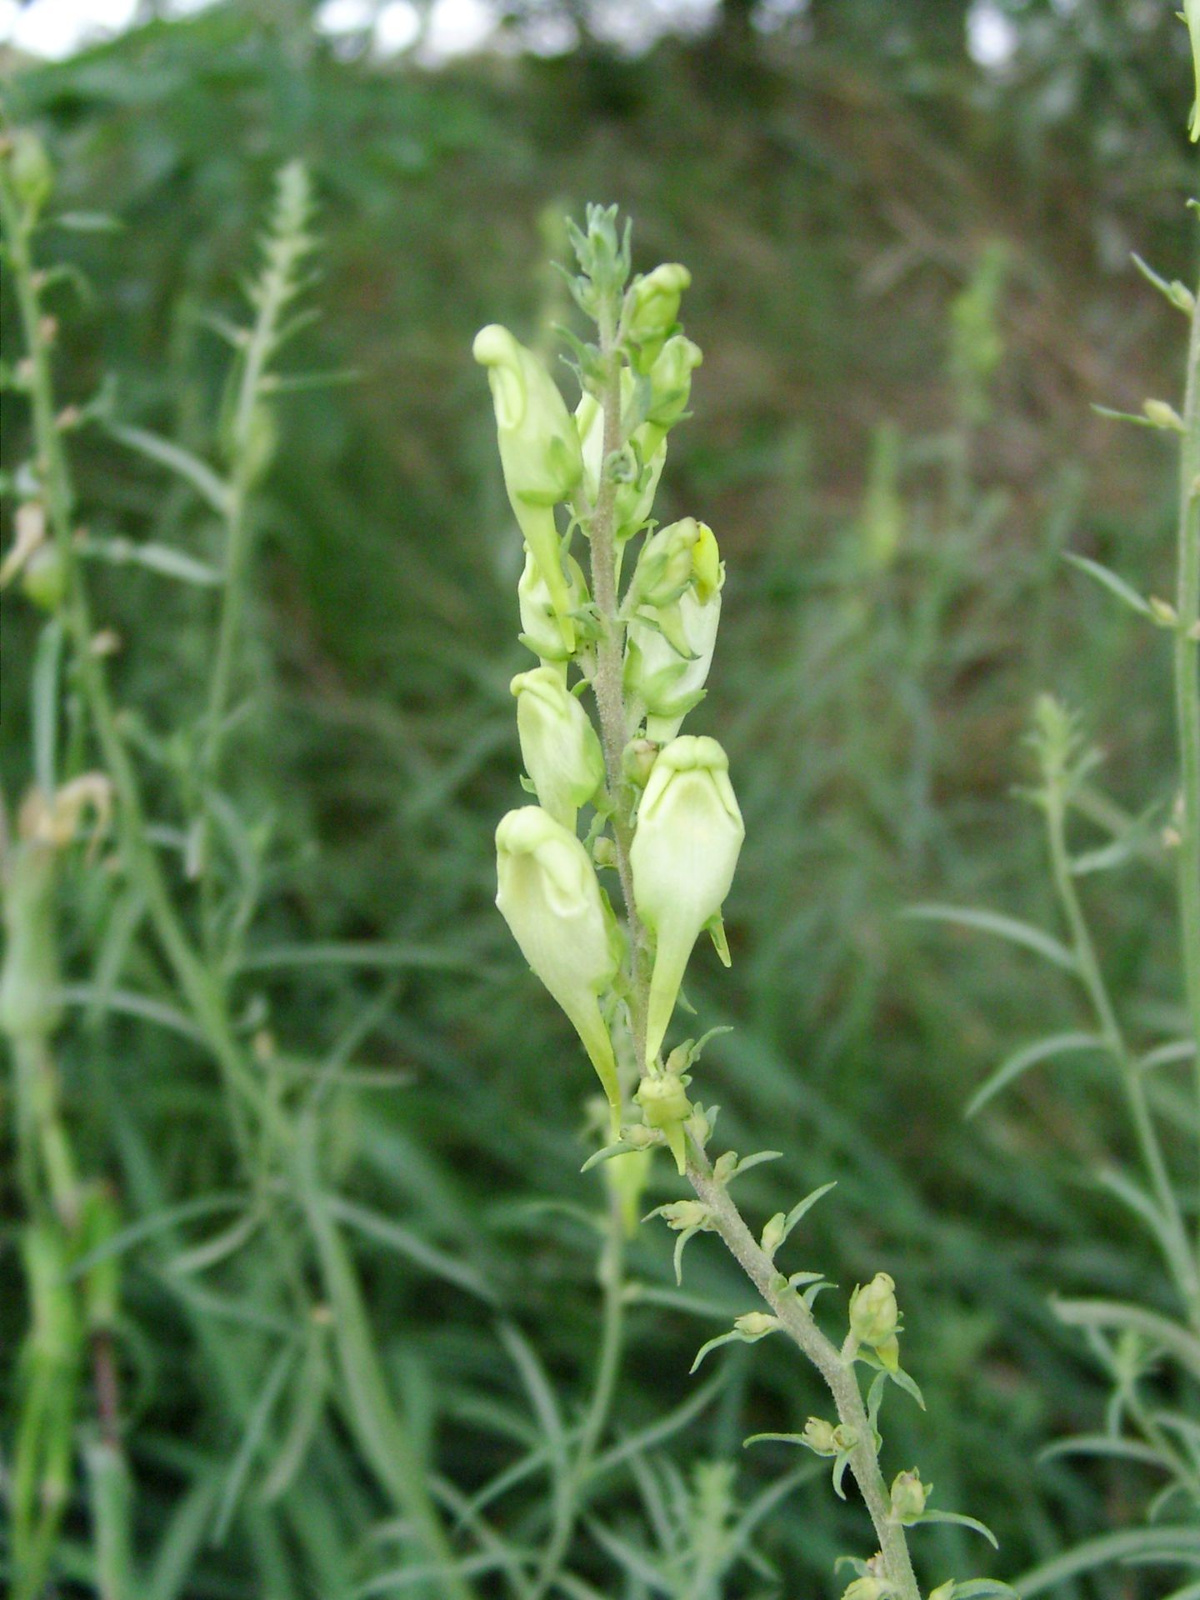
[1,0,1196,1593]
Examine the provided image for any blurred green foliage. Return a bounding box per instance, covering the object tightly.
[0,1,1196,1594]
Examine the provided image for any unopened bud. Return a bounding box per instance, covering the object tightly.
[842,1579,887,1600]
[849,1272,900,1349]
[655,1200,710,1232]
[801,1417,838,1456]
[761,1212,786,1255]
[889,1468,930,1523]
[622,737,658,789]
[643,334,703,436]
[518,549,587,664]
[626,263,691,371]
[734,1311,778,1339]
[511,667,604,830]
[635,1072,693,1176]
[1143,398,1185,432]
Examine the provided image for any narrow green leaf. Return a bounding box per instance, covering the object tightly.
[1140,1039,1196,1072]
[1039,1433,1168,1469]
[902,904,1077,972]
[966,1032,1105,1117]
[910,1509,998,1548]
[690,1329,742,1373]
[212,1341,299,1542]
[326,1195,496,1304]
[81,535,223,586]
[780,1181,838,1244]
[1053,1299,1200,1384]
[1063,552,1154,617]
[1014,1528,1200,1596]
[107,421,232,516]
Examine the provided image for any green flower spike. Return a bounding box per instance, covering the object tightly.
[630,735,744,1067]
[496,806,622,1130]
[473,324,583,643]
[511,666,605,831]
[1187,0,1200,140]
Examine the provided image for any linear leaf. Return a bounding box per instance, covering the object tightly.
[107,421,232,516]
[1039,1433,1168,1469]
[82,535,223,586]
[1014,1528,1200,1596]
[1063,552,1154,618]
[909,1509,998,1548]
[1053,1299,1200,1384]
[902,904,1077,971]
[325,1195,496,1304]
[966,1031,1104,1117]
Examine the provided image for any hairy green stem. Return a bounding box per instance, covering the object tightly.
[583,292,922,1600]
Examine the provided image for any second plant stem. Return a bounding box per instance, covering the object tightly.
[583,326,922,1600]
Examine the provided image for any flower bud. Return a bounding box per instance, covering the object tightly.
[842,1580,887,1600]
[495,807,622,1127]
[518,549,587,665]
[629,518,710,611]
[801,1417,838,1456]
[630,736,744,1066]
[655,1199,711,1232]
[642,334,703,439]
[627,580,723,743]
[849,1272,900,1351]
[889,1468,930,1524]
[929,1584,957,1600]
[622,737,658,789]
[635,1069,693,1173]
[576,383,665,540]
[626,263,691,371]
[760,1212,786,1256]
[511,667,605,830]
[474,325,583,637]
[734,1311,778,1339]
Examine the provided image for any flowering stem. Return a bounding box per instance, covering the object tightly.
[583,287,922,1600]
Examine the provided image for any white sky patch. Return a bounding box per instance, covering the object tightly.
[966,1,1018,68]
